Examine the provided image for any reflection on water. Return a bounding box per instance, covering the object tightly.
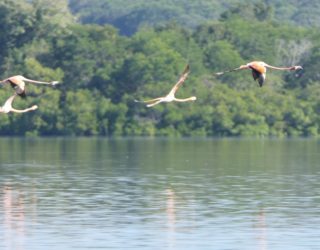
[166,188,176,249]
[3,185,25,250]
[0,138,319,249]
[255,208,267,250]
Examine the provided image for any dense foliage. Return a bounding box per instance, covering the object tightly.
[69,0,320,35]
[0,0,320,137]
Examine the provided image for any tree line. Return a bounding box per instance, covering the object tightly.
[0,0,319,137]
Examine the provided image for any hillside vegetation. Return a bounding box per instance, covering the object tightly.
[0,0,319,137]
[69,0,320,35]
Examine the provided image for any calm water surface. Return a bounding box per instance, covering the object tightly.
[0,137,319,249]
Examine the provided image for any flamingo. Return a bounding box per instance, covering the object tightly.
[0,94,38,114]
[215,61,303,87]
[0,75,59,98]
[134,64,196,107]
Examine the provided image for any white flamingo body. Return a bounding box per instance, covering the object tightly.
[1,75,59,97]
[135,64,196,107]
[0,94,38,114]
[215,61,303,87]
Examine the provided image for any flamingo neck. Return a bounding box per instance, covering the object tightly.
[174,97,196,102]
[264,64,293,71]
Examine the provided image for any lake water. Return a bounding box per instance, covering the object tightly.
[0,137,319,250]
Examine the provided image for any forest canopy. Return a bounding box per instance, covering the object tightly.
[0,0,319,137]
[69,0,320,35]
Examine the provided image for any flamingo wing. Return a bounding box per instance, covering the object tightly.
[251,69,265,87]
[168,64,190,95]
[251,68,261,81]
[1,94,16,112]
[5,77,26,97]
[7,78,26,98]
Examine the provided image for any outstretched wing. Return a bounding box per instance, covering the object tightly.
[2,94,16,112]
[168,64,190,95]
[251,69,266,87]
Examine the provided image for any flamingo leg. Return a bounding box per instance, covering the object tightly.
[146,100,163,107]
[135,97,163,104]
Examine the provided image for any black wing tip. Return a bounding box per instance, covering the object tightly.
[182,64,190,76]
[185,64,190,71]
[18,91,27,99]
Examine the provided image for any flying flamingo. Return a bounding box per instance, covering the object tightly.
[0,94,38,114]
[134,64,196,107]
[215,61,303,87]
[0,75,59,98]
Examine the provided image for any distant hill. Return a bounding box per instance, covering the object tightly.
[68,0,320,35]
